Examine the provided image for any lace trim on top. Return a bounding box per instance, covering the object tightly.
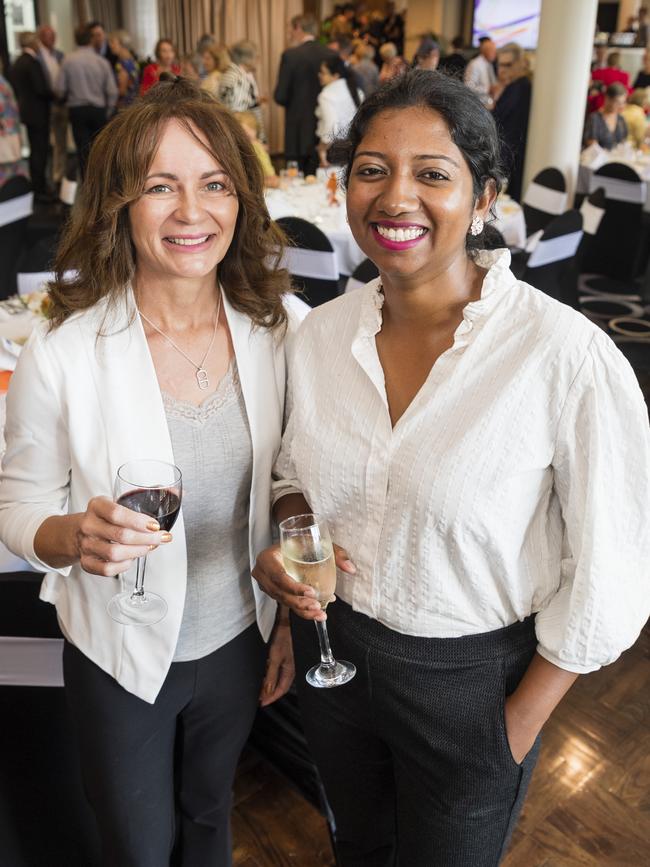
[162,361,240,425]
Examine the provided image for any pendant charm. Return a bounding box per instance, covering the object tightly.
[196,368,209,389]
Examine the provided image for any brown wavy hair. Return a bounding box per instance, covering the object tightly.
[48,78,290,330]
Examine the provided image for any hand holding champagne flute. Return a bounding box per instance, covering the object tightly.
[279,514,356,688]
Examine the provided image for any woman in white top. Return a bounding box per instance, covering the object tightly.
[316,54,363,168]
[0,79,302,866]
[252,70,649,866]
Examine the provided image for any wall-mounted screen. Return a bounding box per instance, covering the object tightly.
[472,0,542,50]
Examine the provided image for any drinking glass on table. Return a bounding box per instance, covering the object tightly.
[108,459,182,627]
[280,514,356,688]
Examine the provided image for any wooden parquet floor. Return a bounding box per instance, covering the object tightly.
[232,623,649,866]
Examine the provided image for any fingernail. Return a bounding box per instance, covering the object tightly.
[303,588,316,597]
[160,532,173,543]
[146,521,160,532]
[343,559,356,573]
[265,682,273,695]
[148,544,156,551]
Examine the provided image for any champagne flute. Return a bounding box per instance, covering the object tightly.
[107,459,182,627]
[280,514,356,688]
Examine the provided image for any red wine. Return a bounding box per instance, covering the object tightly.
[118,488,181,532]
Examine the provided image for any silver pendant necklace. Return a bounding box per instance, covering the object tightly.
[138,290,222,390]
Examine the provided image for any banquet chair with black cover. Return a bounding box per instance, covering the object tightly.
[522,209,583,302]
[276,216,340,307]
[0,571,101,866]
[0,177,33,299]
[345,257,380,293]
[580,162,646,281]
[522,167,567,241]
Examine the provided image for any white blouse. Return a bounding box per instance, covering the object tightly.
[273,250,650,674]
[315,77,363,145]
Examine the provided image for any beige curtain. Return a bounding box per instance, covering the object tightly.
[157,0,302,153]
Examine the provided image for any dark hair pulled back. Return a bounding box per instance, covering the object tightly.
[329,69,506,246]
[322,55,362,108]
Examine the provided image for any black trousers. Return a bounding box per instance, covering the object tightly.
[63,624,266,867]
[291,602,540,867]
[69,105,107,179]
[25,122,49,193]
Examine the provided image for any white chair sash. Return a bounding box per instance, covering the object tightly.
[527,230,583,268]
[523,181,567,215]
[59,177,77,206]
[0,636,63,687]
[345,276,365,293]
[588,174,647,204]
[0,192,33,228]
[279,247,339,280]
[17,269,77,296]
[580,200,606,235]
[524,229,543,253]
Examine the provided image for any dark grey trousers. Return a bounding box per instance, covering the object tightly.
[291,602,540,867]
[63,624,265,867]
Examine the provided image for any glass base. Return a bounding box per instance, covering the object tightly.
[306,659,356,688]
[107,591,168,627]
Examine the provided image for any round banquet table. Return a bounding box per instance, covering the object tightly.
[265,182,527,274]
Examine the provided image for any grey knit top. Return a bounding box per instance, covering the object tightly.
[165,361,256,662]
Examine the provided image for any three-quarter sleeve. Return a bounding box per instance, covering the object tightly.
[536,332,650,673]
[0,327,72,574]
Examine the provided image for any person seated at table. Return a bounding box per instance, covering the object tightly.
[0,78,301,866]
[589,51,630,112]
[583,82,628,150]
[234,110,280,188]
[316,55,363,167]
[621,88,649,148]
[251,68,649,867]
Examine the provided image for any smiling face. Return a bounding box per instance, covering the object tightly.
[128,119,239,284]
[346,106,492,284]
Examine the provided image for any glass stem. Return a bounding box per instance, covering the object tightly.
[130,555,148,601]
[315,619,335,667]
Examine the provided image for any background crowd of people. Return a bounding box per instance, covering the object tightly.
[0,3,650,208]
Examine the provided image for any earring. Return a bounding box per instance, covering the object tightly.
[470,215,484,236]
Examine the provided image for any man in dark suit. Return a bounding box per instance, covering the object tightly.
[274,14,336,176]
[10,31,52,199]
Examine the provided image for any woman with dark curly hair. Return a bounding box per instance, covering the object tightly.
[253,70,649,865]
[0,79,305,866]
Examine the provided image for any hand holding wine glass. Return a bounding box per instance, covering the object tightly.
[252,540,356,621]
[108,460,182,627]
[279,514,356,688]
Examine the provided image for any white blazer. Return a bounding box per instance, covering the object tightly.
[0,288,307,703]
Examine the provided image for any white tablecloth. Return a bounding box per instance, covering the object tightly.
[267,183,528,266]
[577,150,650,212]
[266,182,366,276]
[493,196,527,248]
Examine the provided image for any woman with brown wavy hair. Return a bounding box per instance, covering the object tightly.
[0,78,307,866]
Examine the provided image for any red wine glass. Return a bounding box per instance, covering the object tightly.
[108,459,182,626]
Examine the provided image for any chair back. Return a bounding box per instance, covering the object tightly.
[276,217,340,307]
[523,210,583,302]
[0,177,33,300]
[522,167,567,238]
[582,163,646,280]
[345,257,379,293]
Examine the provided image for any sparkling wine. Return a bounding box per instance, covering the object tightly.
[282,541,336,609]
